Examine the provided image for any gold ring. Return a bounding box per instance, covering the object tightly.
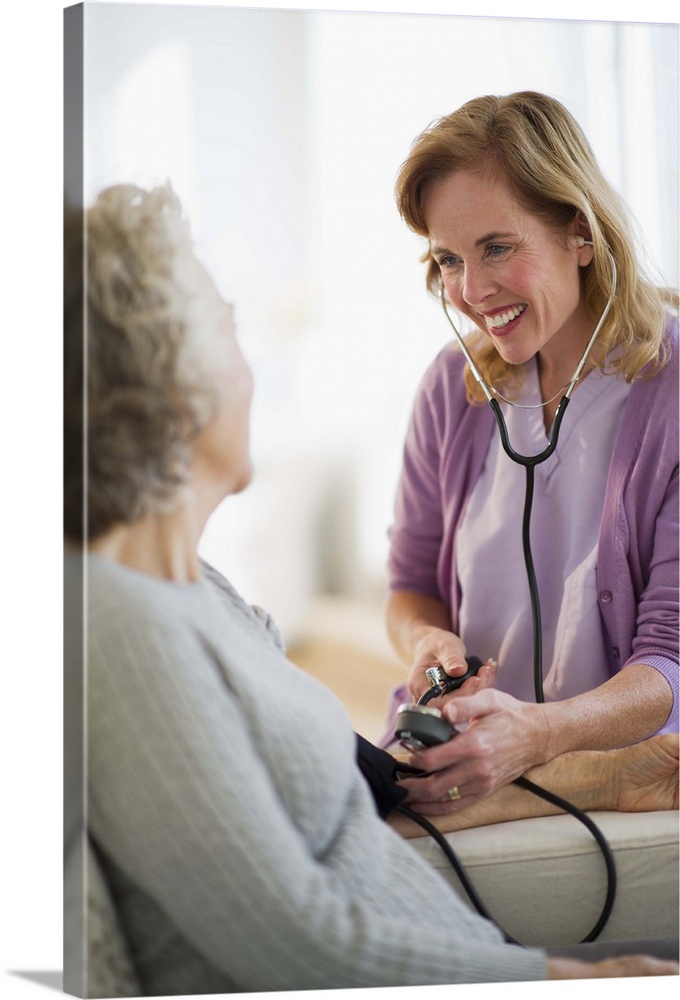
[446,786,462,801]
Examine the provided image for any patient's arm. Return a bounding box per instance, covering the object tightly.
[388,734,678,839]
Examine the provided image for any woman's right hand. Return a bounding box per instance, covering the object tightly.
[385,591,496,703]
[406,626,497,703]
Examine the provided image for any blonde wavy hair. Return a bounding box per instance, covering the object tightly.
[395,91,678,403]
[64,184,219,541]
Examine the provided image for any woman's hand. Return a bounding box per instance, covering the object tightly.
[406,627,498,703]
[397,688,551,814]
[548,954,678,979]
[613,734,679,813]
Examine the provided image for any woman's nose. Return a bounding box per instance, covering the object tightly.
[461,263,498,307]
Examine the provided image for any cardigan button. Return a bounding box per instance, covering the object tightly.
[599,590,613,603]
[612,647,620,659]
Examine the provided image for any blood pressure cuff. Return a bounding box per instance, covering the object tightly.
[355,733,423,819]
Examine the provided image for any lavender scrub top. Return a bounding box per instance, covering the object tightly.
[457,359,630,705]
[386,316,679,739]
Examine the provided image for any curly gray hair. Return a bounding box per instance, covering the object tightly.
[64,184,219,541]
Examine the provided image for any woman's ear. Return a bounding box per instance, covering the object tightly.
[572,210,593,242]
[572,211,594,263]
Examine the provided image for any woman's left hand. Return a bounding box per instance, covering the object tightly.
[397,689,551,814]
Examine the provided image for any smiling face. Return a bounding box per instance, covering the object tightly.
[422,169,595,377]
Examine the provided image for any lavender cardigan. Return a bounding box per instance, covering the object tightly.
[388,316,679,732]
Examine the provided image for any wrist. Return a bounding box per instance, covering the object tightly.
[525,748,614,811]
[387,592,453,666]
[410,621,440,647]
[530,702,559,767]
[538,700,581,763]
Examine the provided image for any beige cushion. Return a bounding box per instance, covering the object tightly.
[405,809,679,947]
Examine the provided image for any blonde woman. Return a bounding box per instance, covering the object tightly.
[385,91,678,815]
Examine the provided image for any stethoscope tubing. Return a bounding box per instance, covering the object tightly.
[489,396,573,702]
[438,250,617,702]
[413,253,620,935]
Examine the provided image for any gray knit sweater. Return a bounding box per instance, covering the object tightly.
[82,552,546,993]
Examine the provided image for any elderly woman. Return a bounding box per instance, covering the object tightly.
[384,91,678,814]
[64,183,677,995]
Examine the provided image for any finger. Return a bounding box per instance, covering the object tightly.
[406,667,432,701]
[403,789,487,816]
[477,659,498,688]
[408,656,467,701]
[449,674,487,697]
[440,652,469,677]
[457,677,483,695]
[442,688,496,725]
[442,655,496,687]
[398,754,485,800]
[408,676,444,703]
[424,770,493,802]
[397,768,468,801]
[458,660,496,694]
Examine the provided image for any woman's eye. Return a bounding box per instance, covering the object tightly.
[438,255,461,269]
[486,244,510,258]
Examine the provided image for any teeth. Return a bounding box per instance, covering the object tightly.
[487,304,526,329]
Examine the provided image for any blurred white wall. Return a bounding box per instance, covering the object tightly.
[82,2,679,642]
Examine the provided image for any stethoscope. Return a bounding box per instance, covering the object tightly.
[438,241,618,702]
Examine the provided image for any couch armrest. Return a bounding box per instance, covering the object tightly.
[405,809,679,947]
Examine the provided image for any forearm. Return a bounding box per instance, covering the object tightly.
[386,589,453,666]
[389,747,610,838]
[391,731,680,838]
[543,662,674,760]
